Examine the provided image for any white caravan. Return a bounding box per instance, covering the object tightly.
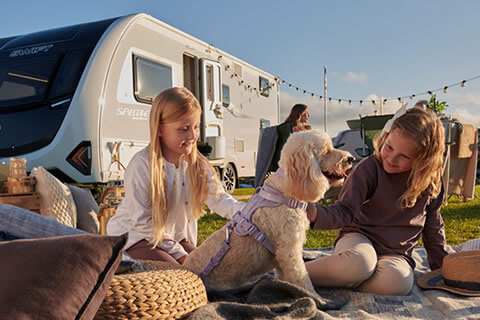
[0,13,280,192]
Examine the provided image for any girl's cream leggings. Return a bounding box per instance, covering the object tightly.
[305,232,414,295]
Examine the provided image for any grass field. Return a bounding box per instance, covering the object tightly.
[198,185,480,248]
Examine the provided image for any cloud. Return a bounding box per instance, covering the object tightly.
[450,108,480,128]
[447,91,480,107]
[438,91,480,127]
[345,72,368,84]
[331,71,368,84]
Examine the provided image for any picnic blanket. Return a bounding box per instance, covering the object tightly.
[187,247,480,319]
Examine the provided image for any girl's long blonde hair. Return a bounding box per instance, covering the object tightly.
[149,87,219,247]
[374,106,445,208]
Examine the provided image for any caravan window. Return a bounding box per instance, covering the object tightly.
[222,84,230,107]
[133,55,172,103]
[259,76,270,97]
[0,55,59,108]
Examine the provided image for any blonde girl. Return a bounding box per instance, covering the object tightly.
[305,105,449,295]
[107,87,244,264]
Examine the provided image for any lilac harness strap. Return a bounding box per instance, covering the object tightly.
[199,184,308,278]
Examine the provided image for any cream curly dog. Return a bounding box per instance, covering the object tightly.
[184,129,354,294]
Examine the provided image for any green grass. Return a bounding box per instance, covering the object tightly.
[232,187,255,196]
[199,185,480,248]
[441,189,480,246]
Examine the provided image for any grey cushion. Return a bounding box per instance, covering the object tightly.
[68,185,100,234]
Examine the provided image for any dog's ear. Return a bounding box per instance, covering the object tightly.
[283,143,328,202]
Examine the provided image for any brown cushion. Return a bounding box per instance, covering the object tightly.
[0,233,127,320]
[68,185,100,234]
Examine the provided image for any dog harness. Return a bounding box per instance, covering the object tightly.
[199,184,308,278]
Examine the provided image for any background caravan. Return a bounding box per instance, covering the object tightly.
[0,13,280,193]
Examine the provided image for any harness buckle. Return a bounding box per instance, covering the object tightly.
[224,224,233,244]
[233,216,252,236]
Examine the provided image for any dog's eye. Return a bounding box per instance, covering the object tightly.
[321,148,331,156]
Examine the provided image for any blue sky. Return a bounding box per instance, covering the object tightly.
[2,0,479,136]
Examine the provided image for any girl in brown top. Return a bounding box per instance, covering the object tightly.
[305,105,449,295]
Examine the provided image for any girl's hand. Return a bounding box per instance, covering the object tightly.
[306,203,317,223]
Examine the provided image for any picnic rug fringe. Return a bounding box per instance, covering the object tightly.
[95,260,207,319]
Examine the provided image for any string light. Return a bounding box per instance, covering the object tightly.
[276,74,480,106]
[208,44,477,108]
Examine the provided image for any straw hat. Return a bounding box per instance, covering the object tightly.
[417,250,480,296]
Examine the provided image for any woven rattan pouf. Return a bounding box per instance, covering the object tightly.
[95,260,207,319]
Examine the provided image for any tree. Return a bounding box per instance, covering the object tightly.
[428,94,449,114]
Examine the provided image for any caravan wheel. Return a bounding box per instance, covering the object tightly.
[221,163,236,194]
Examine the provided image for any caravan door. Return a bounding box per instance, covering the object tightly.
[200,59,225,160]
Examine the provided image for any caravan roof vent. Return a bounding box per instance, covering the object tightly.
[233,62,242,79]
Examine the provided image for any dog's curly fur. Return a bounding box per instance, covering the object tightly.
[184,129,353,295]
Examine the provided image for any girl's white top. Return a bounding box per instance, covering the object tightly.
[107,147,245,259]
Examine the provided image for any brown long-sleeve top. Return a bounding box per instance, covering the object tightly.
[312,155,449,270]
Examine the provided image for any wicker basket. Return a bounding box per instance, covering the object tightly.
[95,260,207,319]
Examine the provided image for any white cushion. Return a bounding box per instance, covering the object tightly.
[30,167,77,228]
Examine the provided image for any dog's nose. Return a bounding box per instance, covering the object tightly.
[346,156,355,164]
